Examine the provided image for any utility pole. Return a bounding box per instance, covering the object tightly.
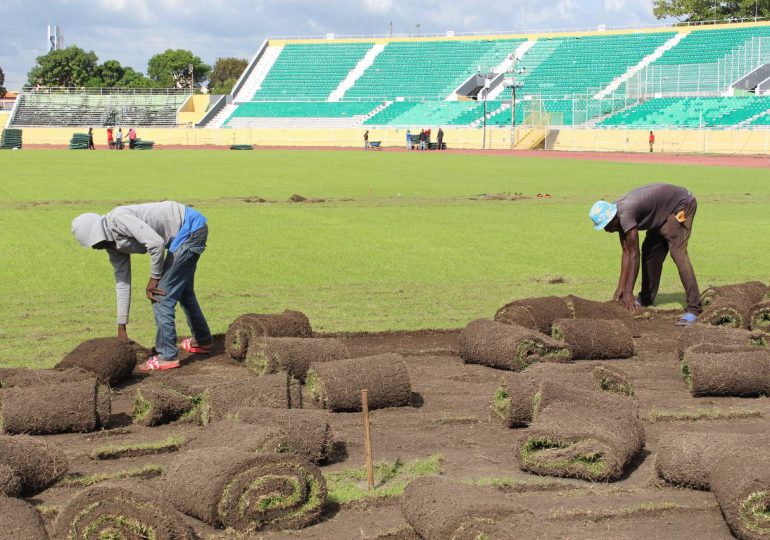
[504,62,525,151]
[389,21,393,38]
[189,63,194,95]
[416,23,421,38]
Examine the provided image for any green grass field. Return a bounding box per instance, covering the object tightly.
[1,149,768,368]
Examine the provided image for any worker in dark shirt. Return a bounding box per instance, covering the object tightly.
[589,183,701,325]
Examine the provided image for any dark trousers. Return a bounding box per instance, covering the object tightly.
[638,196,701,314]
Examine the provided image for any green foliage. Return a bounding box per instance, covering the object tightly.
[147,49,210,89]
[27,46,98,87]
[208,57,247,94]
[653,0,770,21]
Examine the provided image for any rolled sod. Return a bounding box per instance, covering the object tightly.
[0,366,94,388]
[551,318,634,360]
[459,319,571,371]
[676,325,767,361]
[701,282,769,329]
[0,435,68,495]
[701,281,768,308]
[1,378,110,434]
[516,401,645,482]
[305,353,412,411]
[164,448,326,532]
[0,497,49,540]
[246,337,348,380]
[750,301,770,332]
[565,295,635,327]
[54,482,194,539]
[401,477,530,540]
[0,464,21,496]
[225,311,313,360]
[711,450,770,540]
[226,407,334,463]
[681,348,770,397]
[494,296,573,334]
[492,364,636,428]
[132,382,196,427]
[56,336,137,385]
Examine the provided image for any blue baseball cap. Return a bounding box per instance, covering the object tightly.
[589,200,617,230]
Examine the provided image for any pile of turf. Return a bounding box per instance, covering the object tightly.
[459,319,570,371]
[230,144,254,150]
[132,381,196,426]
[0,366,94,388]
[225,311,313,360]
[401,477,531,540]
[56,336,137,385]
[676,325,767,361]
[246,336,348,380]
[0,497,49,540]
[681,345,770,397]
[565,295,636,327]
[188,422,309,459]
[492,363,636,428]
[516,400,645,482]
[69,132,90,149]
[305,353,412,411]
[226,407,334,463]
[54,481,194,539]
[0,128,22,149]
[494,296,573,334]
[551,318,634,359]
[1,378,110,434]
[0,435,68,496]
[134,139,155,150]
[165,448,326,532]
[750,299,770,332]
[701,281,769,329]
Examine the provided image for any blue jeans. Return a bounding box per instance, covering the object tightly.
[153,225,212,360]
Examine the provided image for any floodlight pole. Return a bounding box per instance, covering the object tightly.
[505,59,524,151]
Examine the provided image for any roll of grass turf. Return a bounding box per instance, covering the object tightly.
[459,319,571,371]
[305,353,412,411]
[515,401,645,482]
[164,448,326,532]
[494,296,573,334]
[700,282,768,329]
[676,325,767,361]
[0,464,21,496]
[711,450,770,540]
[681,347,770,397]
[1,378,109,434]
[551,318,634,360]
[246,336,348,380]
[226,407,334,463]
[0,435,68,496]
[401,477,530,540]
[0,366,94,387]
[701,281,768,308]
[0,497,49,540]
[55,482,194,539]
[132,382,197,426]
[230,144,254,150]
[492,364,636,428]
[750,301,770,333]
[225,311,313,360]
[56,336,137,385]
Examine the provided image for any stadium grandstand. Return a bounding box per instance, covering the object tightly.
[4,20,770,152]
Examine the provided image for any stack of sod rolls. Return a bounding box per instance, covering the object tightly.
[680,344,770,397]
[305,353,412,411]
[700,281,769,329]
[459,319,570,371]
[225,311,313,360]
[494,296,573,334]
[164,448,326,533]
[0,435,68,496]
[551,318,634,360]
[676,325,767,362]
[243,337,348,380]
[0,368,110,434]
[54,482,194,539]
[656,432,770,540]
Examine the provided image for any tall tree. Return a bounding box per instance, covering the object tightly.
[147,49,210,89]
[0,66,6,97]
[653,0,770,22]
[208,57,247,94]
[27,46,98,87]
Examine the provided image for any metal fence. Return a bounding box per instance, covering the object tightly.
[21,87,191,96]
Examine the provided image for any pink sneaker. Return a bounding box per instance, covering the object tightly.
[138,355,180,372]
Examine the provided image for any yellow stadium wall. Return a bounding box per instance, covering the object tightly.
[16,126,770,155]
[0,112,10,128]
[176,95,211,126]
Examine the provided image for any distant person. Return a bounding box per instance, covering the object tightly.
[406,129,412,151]
[107,127,115,150]
[437,128,444,150]
[128,128,137,150]
[419,129,426,151]
[116,128,123,150]
[425,128,431,148]
[589,183,701,326]
[649,130,655,153]
[363,130,369,151]
[88,127,95,150]
[71,201,213,371]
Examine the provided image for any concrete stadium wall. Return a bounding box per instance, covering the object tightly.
[15,125,770,155]
[0,112,10,128]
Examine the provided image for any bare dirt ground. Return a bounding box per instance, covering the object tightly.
[31,315,768,539]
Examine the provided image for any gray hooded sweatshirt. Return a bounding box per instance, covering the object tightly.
[72,201,186,325]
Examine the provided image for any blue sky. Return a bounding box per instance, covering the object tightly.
[0,0,661,90]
